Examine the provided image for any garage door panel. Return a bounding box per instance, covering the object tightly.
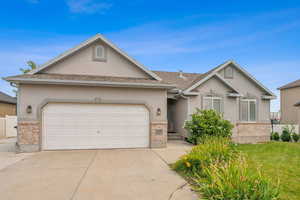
[42,103,149,150]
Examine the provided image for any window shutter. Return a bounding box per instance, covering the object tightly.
[213,98,221,113]
[249,101,256,121]
[203,97,211,110]
[240,100,248,121]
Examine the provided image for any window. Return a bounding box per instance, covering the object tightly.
[203,96,222,113]
[240,99,256,121]
[224,66,233,79]
[94,45,106,61]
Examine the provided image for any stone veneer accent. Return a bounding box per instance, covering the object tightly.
[232,123,271,144]
[150,121,168,148]
[17,121,40,152]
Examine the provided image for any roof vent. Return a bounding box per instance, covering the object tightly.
[178,70,186,79]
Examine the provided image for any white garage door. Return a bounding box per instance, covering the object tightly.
[42,103,149,150]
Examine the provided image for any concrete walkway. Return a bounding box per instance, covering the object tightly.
[0,137,34,171]
[0,141,197,200]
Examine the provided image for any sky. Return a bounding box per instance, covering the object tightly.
[0,0,300,112]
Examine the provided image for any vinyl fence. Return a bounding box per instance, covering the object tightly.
[272,124,299,134]
[0,115,17,138]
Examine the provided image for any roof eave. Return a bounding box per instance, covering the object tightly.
[5,78,175,89]
[262,95,277,100]
[278,85,300,90]
[0,100,16,104]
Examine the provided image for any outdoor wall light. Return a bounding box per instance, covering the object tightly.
[26,105,32,114]
[156,108,161,116]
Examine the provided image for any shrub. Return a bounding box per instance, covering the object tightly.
[172,136,238,176]
[292,133,300,142]
[196,155,280,200]
[184,109,234,144]
[281,128,291,142]
[271,132,280,141]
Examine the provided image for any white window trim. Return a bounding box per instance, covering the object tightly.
[93,45,106,61]
[203,96,222,113]
[240,99,257,122]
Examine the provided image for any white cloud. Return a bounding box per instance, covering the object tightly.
[67,0,112,14]
[107,10,300,57]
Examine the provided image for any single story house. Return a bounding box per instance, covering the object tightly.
[278,79,300,124]
[5,34,276,152]
[0,91,16,117]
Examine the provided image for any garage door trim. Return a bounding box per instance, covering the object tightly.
[37,98,152,151]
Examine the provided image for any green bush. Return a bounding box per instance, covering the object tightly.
[172,137,238,176]
[184,109,234,144]
[281,129,291,142]
[271,132,280,141]
[196,155,280,200]
[292,133,299,142]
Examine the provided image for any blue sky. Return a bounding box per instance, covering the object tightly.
[1,0,300,111]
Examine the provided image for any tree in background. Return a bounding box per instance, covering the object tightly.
[12,61,37,95]
[20,61,37,74]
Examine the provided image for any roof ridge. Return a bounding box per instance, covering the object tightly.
[152,70,202,75]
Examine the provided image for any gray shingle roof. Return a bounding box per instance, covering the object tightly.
[278,79,300,90]
[0,91,16,104]
[152,71,205,90]
[5,71,209,90]
[4,73,173,87]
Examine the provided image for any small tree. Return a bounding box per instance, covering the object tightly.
[281,126,291,142]
[292,132,299,142]
[271,132,280,141]
[184,109,234,144]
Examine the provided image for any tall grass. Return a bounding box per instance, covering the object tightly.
[172,137,280,200]
[173,137,238,176]
[197,155,280,200]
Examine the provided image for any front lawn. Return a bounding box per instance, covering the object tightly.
[237,142,300,200]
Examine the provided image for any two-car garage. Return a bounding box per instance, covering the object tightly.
[42,103,150,150]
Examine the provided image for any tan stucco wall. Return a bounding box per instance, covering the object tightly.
[0,103,16,117]
[173,98,188,137]
[280,87,300,124]
[189,77,239,123]
[18,84,167,122]
[17,84,168,151]
[218,66,271,122]
[42,40,151,79]
[179,69,271,140]
[298,108,300,127]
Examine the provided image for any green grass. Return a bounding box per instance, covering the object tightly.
[237,142,300,200]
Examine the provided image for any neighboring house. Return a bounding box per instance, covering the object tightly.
[278,79,300,124]
[0,91,16,117]
[294,102,300,127]
[4,34,276,152]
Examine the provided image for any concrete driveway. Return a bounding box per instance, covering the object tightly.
[0,141,196,200]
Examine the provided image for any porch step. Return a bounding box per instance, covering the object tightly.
[168,133,182,140]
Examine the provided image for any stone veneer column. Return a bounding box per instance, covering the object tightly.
[234,123,271,144]
[17,121,40,152]
[150,121,167,148]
